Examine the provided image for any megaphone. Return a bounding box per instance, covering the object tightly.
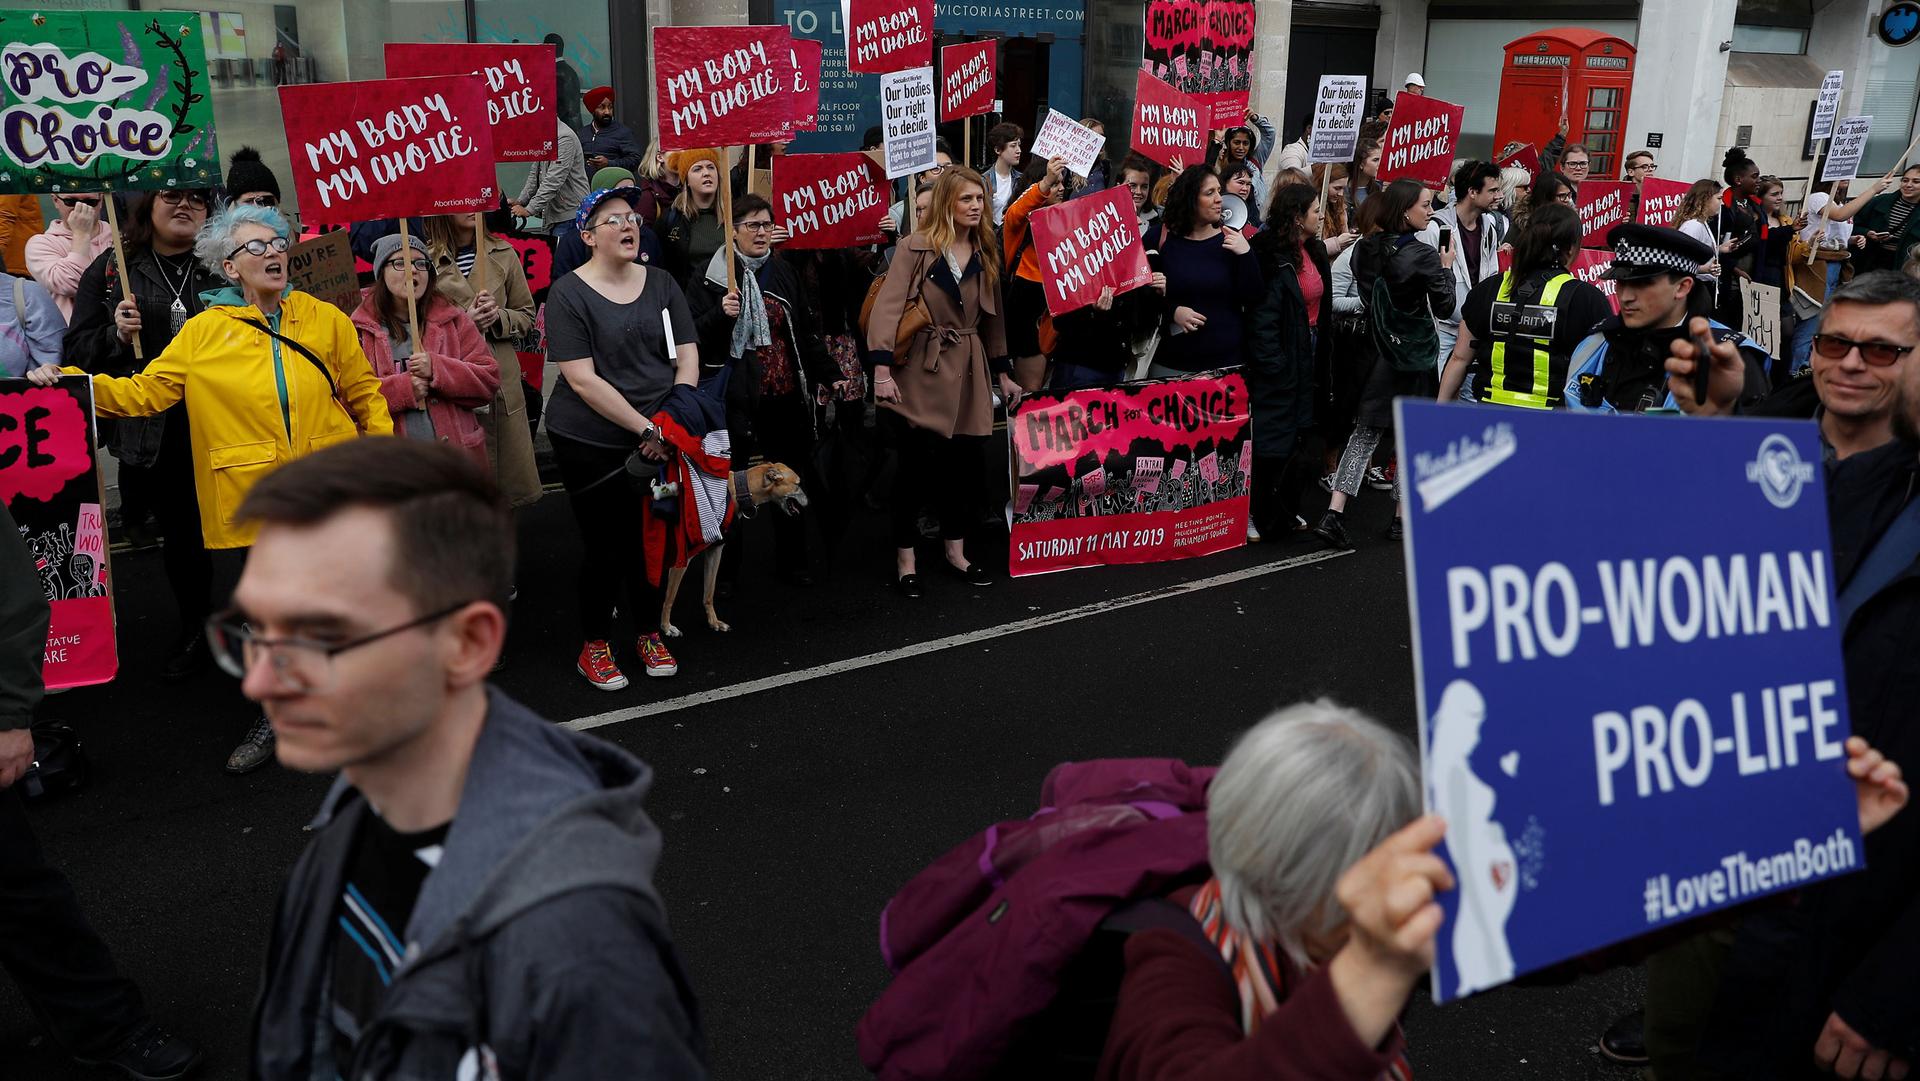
[1221,194,1249,230]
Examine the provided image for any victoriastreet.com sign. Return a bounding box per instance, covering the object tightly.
[1396,402,1863,1003]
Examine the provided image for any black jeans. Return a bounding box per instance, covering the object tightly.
[888,420,987,551]
[117,410,211,638]
[724,392,816,579]
[1249,451,1315,535]
[0,785,145,1055]
[551,433,665,642]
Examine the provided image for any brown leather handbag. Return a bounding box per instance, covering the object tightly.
[858,249,933,351]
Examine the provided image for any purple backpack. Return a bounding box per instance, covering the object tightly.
[856,758,1216,1081]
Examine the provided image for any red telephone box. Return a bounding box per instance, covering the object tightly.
[1492,28,1636,179]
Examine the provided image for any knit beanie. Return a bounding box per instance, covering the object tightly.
[665,147,723,181]
[371,232,428,270]
[591,166,635,190]
[225,147,280,200]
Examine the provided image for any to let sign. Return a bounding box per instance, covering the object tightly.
[1030,186,1153,317]
[1379,91,1464,189]
[940,40,995,120]
[279,76,497,223]
[383,43,557,162]
[653,25,795,151]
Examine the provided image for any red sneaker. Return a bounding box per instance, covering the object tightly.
[576,640,629,691]
[638,632,679,678]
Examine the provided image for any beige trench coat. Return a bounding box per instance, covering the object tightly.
[431,232,544,507]
[865,234,1009,438]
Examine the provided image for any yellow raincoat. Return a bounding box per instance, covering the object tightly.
[75,287,393,548]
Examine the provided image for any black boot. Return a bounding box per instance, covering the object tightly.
[1598,1009,1648,1065]
[160,632,210,683]
[1311,510,1352,551]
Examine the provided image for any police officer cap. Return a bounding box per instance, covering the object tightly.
[1600,223,1715,282]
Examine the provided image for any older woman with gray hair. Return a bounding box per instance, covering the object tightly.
[29,202,390,773]
[1098,699,1444,1080]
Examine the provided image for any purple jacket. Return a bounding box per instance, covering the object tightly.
[858,759,1216,1081]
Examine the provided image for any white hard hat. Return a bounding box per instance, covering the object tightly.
[1405,72,1426,88]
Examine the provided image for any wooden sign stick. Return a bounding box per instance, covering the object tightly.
[720,146,738,294]
[103,195,142,361]
[473,212,491,299]
[397,217,423,348]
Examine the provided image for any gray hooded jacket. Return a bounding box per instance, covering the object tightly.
[250,687,705,1080]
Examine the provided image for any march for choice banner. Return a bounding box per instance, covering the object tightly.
[771,152,889,248]
[1636,177,1691,228]
[1030,186,1153,317]
[1396,400,1861,1003]
[1379,91,1463,189]
[1009,370,1251,577]
[1140,0,1256,127]
[653,25,795,151]
[1576,181,1635,248]
[790,38,823,132]
[383,43,557,162]
[1129,70,1206,172]
[0,11,220,192]
[846,0,932,74]
[940,40,995,120]
[2,378,115,689]
[279,76,498,223]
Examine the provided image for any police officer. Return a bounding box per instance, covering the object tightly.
[1564,223,1772,414]
[1439,203,1613,408]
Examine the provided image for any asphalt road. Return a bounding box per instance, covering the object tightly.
[1,479,1643,1080]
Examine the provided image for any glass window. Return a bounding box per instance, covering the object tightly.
[1731,25,1807,55]
[1589,87,1620,109]
[1587,111,1617,132]
[473,0,612,211]
[1863,35,1920,175]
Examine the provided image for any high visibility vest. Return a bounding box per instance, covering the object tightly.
[1484,271,1574,409]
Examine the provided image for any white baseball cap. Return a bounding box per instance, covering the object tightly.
[1405,72,1426,88]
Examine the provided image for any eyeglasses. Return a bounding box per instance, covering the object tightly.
[1629,162,1657,173]
[227,236,290,259]
[159,191,211,208]
[735,219,775,232]
[236,194,279,208]
[1811,334,1915,367]
[205,602,471,693]
[384,258,431,273]
[590,212,643,230]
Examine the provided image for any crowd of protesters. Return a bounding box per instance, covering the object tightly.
[1,70,1918,1081]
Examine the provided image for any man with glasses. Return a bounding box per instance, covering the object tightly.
[1620,271,1920,1080]
[1624,149,1656,217]
[25,191,112,322]
[232,438,705,1079]
[687,193,841,585]
[1565,223,1771,414]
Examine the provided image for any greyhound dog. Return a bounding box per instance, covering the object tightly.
[660,462,808,637]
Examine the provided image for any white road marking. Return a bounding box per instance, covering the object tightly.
[563,548,1354,733]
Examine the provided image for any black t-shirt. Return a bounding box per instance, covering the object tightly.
[330,810,450,1070]
[544,268,698,449]
[1462,268,1614,404]
[1459,220,1483,283]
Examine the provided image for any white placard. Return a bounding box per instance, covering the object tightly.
[1029,109,1106,178]
[881,66,939,180]
[1309,74,1367,165]
[1822,115,1872,182]
[1812,70,1844,141]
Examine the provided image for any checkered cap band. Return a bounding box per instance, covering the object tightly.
[1611,241,1700,275]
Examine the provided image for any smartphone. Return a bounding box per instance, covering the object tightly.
[1690,324,1716,406]
[1436,226,1452,252]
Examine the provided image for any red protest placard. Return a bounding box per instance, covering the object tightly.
[772,152,890,249]
[1496,143,1541,175]
[653,25,795,151]
[941,40,995,120]
[1030,186,1154,317]
[1378,92,1464,189]
[383,43,556,162]
[1636,176,1692,228]
[791,38,822,133]
[1576,181,1635,247]
[1130,70,1207,171]
[848,0,933,74]
[1572,249,1619,312]
[280,76,498,223]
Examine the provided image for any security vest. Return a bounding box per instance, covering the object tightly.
[1479,271,1575,409]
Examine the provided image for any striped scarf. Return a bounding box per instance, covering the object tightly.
[1188,878,1414,1080]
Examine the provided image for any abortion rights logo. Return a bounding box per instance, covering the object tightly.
[1746,433,1815,509]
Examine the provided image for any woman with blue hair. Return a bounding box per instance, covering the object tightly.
[30,202,391,773]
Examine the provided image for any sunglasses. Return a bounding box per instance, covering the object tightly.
[227,236,290,259]
[237,194,279,208]
[58,195,101,207]
[1811,334,1914,367]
